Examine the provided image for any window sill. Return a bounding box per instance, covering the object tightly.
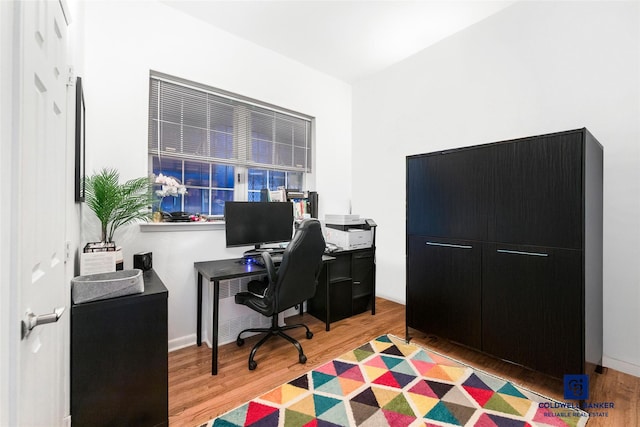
[139,221,225,232]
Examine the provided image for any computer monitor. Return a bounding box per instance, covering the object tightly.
[224,201,294,252]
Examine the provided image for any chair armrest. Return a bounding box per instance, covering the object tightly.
[261,252,278,283]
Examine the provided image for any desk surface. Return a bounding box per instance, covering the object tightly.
[194,258,266,282]
[194,254,336,282]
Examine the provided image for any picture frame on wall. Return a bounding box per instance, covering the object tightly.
[75,76,85,202]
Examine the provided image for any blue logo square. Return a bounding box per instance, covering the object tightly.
[564,374,589,400]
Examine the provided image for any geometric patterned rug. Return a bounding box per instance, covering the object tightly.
[201,335,588,427]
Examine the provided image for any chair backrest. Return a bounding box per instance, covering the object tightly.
[267,218,325,313]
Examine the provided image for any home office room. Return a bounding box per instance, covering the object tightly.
[2,0,638,426]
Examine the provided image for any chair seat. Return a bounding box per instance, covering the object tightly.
[234,291,272,316]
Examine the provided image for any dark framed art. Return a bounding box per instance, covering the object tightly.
[75,76,85,202]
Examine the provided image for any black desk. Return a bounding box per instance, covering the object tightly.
[194,256,334,375]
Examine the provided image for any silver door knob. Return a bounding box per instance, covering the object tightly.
[21,307,65,339]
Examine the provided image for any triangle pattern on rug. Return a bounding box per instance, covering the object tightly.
[463,385,495,407]
[425,400,462,425]
[350,400,379,425]
[381,408,416,427]
[371,370,415,389]
[260,382,308,406]
[284,408,315,426]
[289,374,309,390]
[206,335,589,427]
[381,391,414,417]
[483,392,524,416]
[316,400,350,426]
[475,412,531,427]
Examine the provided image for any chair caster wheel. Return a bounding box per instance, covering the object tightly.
[306,331,313,339]
[299,354,307,364]
[237,338,244,346]
[248,360,257,370]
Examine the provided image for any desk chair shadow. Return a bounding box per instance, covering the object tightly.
[234,218,326,370]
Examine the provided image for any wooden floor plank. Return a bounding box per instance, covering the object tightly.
[168,298,639,426]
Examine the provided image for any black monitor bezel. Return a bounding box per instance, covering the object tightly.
[224,201,294,249]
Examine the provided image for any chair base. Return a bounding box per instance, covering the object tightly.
[236,315,313,370]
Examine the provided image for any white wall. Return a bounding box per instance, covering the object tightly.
[82,1,352,349]
[352,1,640,376]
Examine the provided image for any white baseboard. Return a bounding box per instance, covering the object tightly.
[168,334,197,352]
[375,292,405,305]
[602,355,640,378]
[168,324,274,353]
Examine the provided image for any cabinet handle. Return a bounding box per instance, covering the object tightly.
[426,242,472,249]
[496,249,548,257]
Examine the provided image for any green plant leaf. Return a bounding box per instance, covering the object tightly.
[84,168,153,242]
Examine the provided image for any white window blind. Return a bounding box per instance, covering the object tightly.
[148,75,312,173]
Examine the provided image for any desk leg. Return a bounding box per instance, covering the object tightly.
[371,258,376,315]
[325,264,331,332]
[197,273,203,346]
[211,279,220,375]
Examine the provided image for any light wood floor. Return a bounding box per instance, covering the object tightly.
[168,298,639,426]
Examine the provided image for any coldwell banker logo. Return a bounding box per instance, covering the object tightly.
[564,374,589,400]
[540,374,613,419]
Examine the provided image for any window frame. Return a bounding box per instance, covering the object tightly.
[148,71,314,216]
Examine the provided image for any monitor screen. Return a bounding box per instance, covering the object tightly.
[224,201,294,248]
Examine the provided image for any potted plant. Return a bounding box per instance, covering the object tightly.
[85,168,153,243]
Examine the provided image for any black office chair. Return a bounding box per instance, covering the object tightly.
[234,218,326,370]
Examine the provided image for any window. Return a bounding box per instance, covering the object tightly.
[148,72,312,216]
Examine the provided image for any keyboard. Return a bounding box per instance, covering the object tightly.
[251,254,283,267]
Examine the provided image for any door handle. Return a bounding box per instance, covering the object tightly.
[496,249,548,257]
[426,242,472,249]
[21,307,65,340]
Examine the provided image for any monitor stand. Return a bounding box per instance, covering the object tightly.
[242,245,284,259]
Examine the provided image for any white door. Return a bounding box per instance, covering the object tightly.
[13,1,70,425]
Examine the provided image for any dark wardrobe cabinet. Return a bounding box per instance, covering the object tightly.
[406,128,603,381]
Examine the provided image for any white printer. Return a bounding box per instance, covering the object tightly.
[323,214,376,250]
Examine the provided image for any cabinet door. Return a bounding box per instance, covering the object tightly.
[482,243,583,378]
[407,236,481,348]
[407,146,492,240]
[352,250,374,299]
[352,250,375,315]
[491,131,583,249]
[71,292,168,427]
[308,253,352,323]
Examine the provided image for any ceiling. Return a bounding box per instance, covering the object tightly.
[162,0,516,83]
